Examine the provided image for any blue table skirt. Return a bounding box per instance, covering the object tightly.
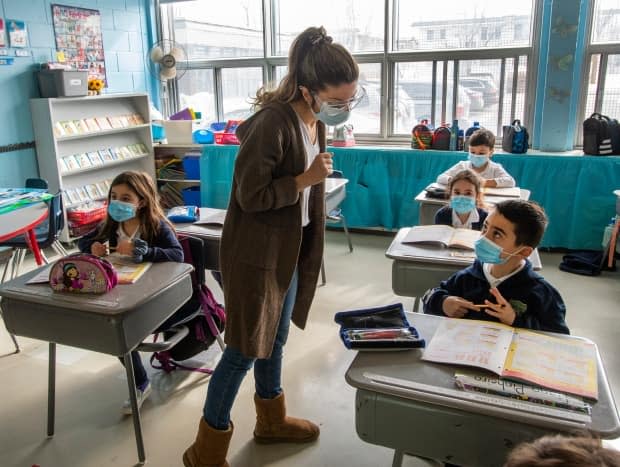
[200,145,620,250]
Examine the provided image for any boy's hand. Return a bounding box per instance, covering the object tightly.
[91,242,107,256]
[483,179,498,187]
[483,287,516,325]
[442,296,480,318]
[116,239,134,256]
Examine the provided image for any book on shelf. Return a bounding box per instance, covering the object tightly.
[99,149,114,163]
[133,113,145,124]
[95,117,112,131]
[58,158,68,174]
[85,184,100,199]
[422,318,598,399]
[482,187,521,198]
[53,121,66,137]
[87,151,103,165]
[76,153,93,168]
[108,147,120,160]
[108,116,123,129]
[84,118,101,132]
[76,186,90,202]
[64,155,80,171]
[106,253,152,284]
[402,225,480,250]
[73,119,89,134]
[95,182,109,197]
[118,115,130,128]
[62,120,78,136]
[65,188,80,205]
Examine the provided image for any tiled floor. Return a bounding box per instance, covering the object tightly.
[0,231,618,467]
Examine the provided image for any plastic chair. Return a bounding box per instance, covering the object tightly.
[321,170,353,285]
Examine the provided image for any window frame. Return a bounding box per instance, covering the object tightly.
[157,0,541,146]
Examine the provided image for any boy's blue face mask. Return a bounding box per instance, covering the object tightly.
[468,153,489,168]
[108,200,136,222]
[450,195,476,214]
[474,236,524,264]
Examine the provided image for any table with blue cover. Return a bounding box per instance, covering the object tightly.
[199,145,620,250]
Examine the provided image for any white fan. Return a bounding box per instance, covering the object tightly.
[147,39,187,82]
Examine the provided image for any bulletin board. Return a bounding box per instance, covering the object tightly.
[51,4,106,82]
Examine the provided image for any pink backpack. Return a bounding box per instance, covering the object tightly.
[49,253,118,294]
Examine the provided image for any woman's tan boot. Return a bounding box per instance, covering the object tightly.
[253,392,319,444]
[183,418,233,467]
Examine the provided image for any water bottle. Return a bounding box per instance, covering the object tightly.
[458,129,464,151]
[449,119,459,151]
[602,217,617,248]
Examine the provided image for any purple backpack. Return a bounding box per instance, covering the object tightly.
[49,253,118,294]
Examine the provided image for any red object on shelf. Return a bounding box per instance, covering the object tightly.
[67,201,108,226]
[214,119,242,145]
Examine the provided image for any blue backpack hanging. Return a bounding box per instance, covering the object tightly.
[502,119,529,154]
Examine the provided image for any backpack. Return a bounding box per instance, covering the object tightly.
[431,125,451,150]
[150,235,226,374]
[559,251,609,276]
[49,253,118,294]
[502,119,529,153]
[582,113,618,155]
[411,119,433,150]
[463,121,481,151]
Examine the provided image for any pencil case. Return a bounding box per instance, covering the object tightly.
[49,253,118,294]
[334,303,425,350]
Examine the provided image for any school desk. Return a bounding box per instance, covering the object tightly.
[345,313,620,467]
[0,202,48,266]
[0,262,193,465]
[386,227,542,311]
[200,147,620,249]
[414,187,531,226]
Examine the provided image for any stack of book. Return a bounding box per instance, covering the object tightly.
[64,179,112,206]
[59,143,148,174]
[52,113,145,138]
[159,182,185,208]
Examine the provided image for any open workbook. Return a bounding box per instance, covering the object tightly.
[106,254,152,284]
[402,225,480,250]
[422,319,598,400]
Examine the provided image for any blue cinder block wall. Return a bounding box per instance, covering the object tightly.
[0,0,154,186]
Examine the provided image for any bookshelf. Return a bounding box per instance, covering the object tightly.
[30,93,155,242]
[153,143,203,208]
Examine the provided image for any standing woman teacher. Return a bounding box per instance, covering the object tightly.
[183,26,362,467]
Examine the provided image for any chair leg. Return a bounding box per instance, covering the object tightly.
[1,250,16,283]
[52,240,68,257]
[340,213,353,253]
[320,260,326,286]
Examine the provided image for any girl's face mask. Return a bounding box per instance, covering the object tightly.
[108,200,137,222]
[450,195,476,214]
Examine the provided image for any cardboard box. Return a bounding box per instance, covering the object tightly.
[163,120,192,144]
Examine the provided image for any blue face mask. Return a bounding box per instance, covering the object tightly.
[474,236,524,264]
[450,195,476,214]
[468,153,489,168]
[108,200,137,222]
[314,102,351,126]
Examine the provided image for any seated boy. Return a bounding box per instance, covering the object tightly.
[437,129,516,188]
[423,200,569,334]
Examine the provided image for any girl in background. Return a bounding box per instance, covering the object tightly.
[434,169,488,230]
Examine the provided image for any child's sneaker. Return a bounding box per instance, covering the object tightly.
[122,381,152,415]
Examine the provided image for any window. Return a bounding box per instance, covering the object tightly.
[580,0,620,143]
[160,0,538,143]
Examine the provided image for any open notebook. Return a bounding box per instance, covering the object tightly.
[402,225,480,250]
[106,254,152,284]
[422,319,598,400]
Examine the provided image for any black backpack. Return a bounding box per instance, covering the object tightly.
[559,251,609,276]
[583,113,618,155]
[502,119,529,153]
[431,126,451,150]
[411,119,433,150]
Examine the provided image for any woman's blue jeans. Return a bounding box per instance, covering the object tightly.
[203,269,299,430]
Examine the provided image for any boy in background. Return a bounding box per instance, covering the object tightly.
[423,199,569,334]
[437,129,516,188]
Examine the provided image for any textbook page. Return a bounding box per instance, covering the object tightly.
[449,228,480,250]
[482,187,521,197]
[422,319,513,374]
[503,330,599,400]
[402,225,455,247]
[194,209,226,226]
[106,254,152,284]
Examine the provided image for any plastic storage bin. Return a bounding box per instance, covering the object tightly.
[182,186,201,206]
[163,120,192,144]
[37,70,88,97]
[182,155,200,180]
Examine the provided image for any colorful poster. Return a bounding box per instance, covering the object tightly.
[51,4,106,82]
[0,19,6,48]
[7,19,28,48]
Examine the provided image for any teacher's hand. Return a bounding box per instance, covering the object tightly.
[296,152,333,190]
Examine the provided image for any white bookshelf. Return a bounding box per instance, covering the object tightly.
[30,93,155,242]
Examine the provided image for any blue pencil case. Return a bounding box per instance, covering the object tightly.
[167,206,199,223]
[334,303,425,351]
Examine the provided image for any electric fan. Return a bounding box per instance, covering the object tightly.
[147,39,187,82]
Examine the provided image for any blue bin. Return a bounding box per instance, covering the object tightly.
[182,155,200,180]
[182,186,201,206]
[209,121,227,132]
[152,124,165,141]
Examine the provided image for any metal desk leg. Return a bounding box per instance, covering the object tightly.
[47,342,56,436]
[123,352,146,464]
[392,449,404,467]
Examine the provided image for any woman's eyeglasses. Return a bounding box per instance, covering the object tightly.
[313,86,367,112]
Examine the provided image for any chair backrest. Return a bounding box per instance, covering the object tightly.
[25,178,48,190]
[178,234,207,287]
[34,191,65,246]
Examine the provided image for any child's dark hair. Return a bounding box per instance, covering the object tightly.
[494,199,548,248]
[469,128,495,149]
[504,433,620,467]
[93,171,172,244]
[253,26,359,107]
[447,169,484,207]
